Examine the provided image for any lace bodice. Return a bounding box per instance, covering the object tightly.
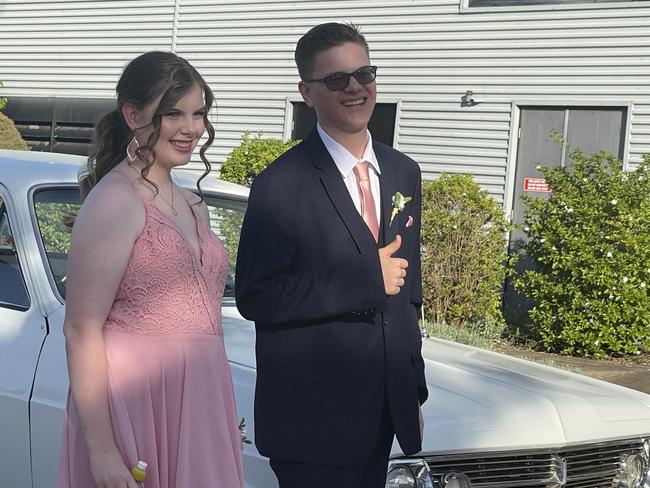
[104,193,228,336]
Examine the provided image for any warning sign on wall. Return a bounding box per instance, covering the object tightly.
[523,177,552,193]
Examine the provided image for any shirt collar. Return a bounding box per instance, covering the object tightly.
[317,123,381,178]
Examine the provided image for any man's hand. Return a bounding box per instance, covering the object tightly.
[379,235,408,295]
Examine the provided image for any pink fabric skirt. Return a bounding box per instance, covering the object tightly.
[57,330,244,488]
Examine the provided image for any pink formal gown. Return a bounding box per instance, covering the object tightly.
[57,185,244,488]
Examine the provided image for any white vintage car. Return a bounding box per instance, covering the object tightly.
[1,148,649,488]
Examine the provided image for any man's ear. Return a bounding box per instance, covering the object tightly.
[121,103,140,131]
[298,82,314,108]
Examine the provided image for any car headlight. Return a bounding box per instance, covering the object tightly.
[386,459,434,488]
[614,446,649,488]
[441,472,472,488]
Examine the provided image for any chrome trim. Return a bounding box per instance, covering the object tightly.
[421,437,649,488]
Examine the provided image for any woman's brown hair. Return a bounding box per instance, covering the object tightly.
[81,51,215,202]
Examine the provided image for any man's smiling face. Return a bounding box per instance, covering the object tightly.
[299,41,376,142]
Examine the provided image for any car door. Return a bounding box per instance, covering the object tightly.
[0,184,49,488]
[28,185,79,488]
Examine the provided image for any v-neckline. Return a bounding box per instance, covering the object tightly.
[148,199,204,266]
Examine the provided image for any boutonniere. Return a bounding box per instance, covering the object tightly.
[390,192,412,226]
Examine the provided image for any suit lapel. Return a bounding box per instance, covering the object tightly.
[304,130,375,252]
[377,147,399,247]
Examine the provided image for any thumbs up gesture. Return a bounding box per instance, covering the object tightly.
[378,235,408,295]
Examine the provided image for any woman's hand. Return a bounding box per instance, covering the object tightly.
[89,447,139,488]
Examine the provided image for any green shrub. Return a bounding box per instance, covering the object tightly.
[35,201,77,253]
[219,130,299,187]
[0,112,29,150]
[217,131,298,274]
[421,173,512,329]
[0,81,6,110]
[211,206,244,282]
[515,146,650,358]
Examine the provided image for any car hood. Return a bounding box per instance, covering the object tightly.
[416,338,650,455]
[221,308,650,454]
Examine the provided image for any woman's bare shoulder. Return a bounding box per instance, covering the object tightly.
[75,170,146,237]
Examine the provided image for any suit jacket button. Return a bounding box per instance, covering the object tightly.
[383,320,389,327]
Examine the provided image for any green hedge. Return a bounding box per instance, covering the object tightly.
[421,173,512,331]
[0,81,6,110]
[218,131,299,273]
[220,130,299,187]
[516,144,650,358]
[0,112,29,150]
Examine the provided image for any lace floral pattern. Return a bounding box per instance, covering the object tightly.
[105,201,228,336]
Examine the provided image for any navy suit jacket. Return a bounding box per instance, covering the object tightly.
[235,129,428,466]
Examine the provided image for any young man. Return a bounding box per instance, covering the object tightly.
[236,22,428,488]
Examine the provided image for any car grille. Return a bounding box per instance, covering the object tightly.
[424,437,646,487]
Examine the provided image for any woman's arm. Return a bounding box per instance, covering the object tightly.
[64,177,144,487]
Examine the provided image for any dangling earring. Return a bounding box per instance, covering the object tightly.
[126,137,140,163]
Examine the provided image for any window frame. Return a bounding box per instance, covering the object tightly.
[202,194,248,305]
[29,183,248,306]
[29,183,79,305]
[461,0,644,13]
[283,96,403,149]
[0,188,31,312]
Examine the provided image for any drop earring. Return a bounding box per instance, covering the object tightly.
[126,137,140,163]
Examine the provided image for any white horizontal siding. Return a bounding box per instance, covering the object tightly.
[0,0,175,99]
[1,0,649,202]
[172,0,650,201]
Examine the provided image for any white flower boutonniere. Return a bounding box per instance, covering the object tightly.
[390,192,412,226]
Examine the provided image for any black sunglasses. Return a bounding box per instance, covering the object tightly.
[303,66,377,91]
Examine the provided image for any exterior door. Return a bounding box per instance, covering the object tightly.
[505,106,626,325]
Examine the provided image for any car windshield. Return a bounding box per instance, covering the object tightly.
[33,186,246,301]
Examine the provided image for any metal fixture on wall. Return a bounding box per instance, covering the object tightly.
[461,90,481,107]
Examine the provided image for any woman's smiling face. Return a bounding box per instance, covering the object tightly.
[134,83,206,169]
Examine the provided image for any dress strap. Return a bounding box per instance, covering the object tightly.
[113,166,154,207]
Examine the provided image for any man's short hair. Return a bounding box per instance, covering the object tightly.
[295,22,370,81]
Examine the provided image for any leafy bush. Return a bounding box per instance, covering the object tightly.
[35,201,76,253]
[219,130,299,187]
[218,131,298,277]
[0,81,6,110]
[210,206,244,282]
[421,173,512,329]
[515,146,650,358]
[0,112,29,150]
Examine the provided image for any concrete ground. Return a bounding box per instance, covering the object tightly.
[497,346,650,395]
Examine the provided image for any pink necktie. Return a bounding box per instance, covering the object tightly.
[353,161,380,243]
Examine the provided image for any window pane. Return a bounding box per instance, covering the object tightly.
[33,188,81,299]
[469,0,636,6]
[204,196,247,299]
[292,101,397,147]
[0,198,30,310]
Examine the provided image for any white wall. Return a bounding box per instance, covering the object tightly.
[1,0,649,202]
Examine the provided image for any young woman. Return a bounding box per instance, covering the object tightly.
[57,51,244,488]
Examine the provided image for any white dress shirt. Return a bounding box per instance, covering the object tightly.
[317,123,382,222]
